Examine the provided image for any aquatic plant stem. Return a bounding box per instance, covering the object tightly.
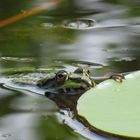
[0,0,63,28]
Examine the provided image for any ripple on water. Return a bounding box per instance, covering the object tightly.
[41,22,55,28]
[41,18,96,30]
[0,57,34,62]
[62,18,96,30]
[53,59,104,68]
[0,133,13,140]
[110,57,136,62]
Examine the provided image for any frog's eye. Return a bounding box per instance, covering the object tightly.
[74,68,90,76]
[55,70,68,82]
[74,68,84,74]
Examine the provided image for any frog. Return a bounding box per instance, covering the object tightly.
[36,68,124,109]
[1,68,94,110]
[36,68,94,109]
[2,67,124,110]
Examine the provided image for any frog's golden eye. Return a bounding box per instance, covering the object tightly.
[55,70,68,82]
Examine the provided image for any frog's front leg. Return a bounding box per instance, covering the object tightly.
[109,74,125,82]
[90,73,125,83]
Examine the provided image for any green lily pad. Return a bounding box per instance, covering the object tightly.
[77,71,140,138]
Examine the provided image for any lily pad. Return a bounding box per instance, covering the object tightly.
[77,71,140,138]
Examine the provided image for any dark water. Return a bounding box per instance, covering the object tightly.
[0,0,140,140]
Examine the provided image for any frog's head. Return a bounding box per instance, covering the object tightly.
[37,68,94,109]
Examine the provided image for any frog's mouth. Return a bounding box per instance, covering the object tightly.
[45,78,93,98]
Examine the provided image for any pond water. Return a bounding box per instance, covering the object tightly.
[0,0,140,140]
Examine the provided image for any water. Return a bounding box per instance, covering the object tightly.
[0,0,140,139]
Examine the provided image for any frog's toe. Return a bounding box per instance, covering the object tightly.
[109,74,125,82]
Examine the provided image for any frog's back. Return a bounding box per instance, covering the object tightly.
[10,72,55,86]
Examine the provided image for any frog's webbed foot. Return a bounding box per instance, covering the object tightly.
[109,74,125,82]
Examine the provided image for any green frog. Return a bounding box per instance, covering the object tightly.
[37,68,94,109]
[2,68,93,109]
[3,68,124,110]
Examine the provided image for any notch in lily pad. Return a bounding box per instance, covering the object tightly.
[77,71,140,139]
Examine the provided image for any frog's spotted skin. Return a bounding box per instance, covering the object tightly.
[2,68,94,109]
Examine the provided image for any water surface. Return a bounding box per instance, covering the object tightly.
[0,0,140,139]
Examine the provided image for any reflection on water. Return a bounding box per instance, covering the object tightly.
[0,90,88,140]
[0,0,140,139]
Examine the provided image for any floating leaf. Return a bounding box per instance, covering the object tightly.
[77,71,140,138]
